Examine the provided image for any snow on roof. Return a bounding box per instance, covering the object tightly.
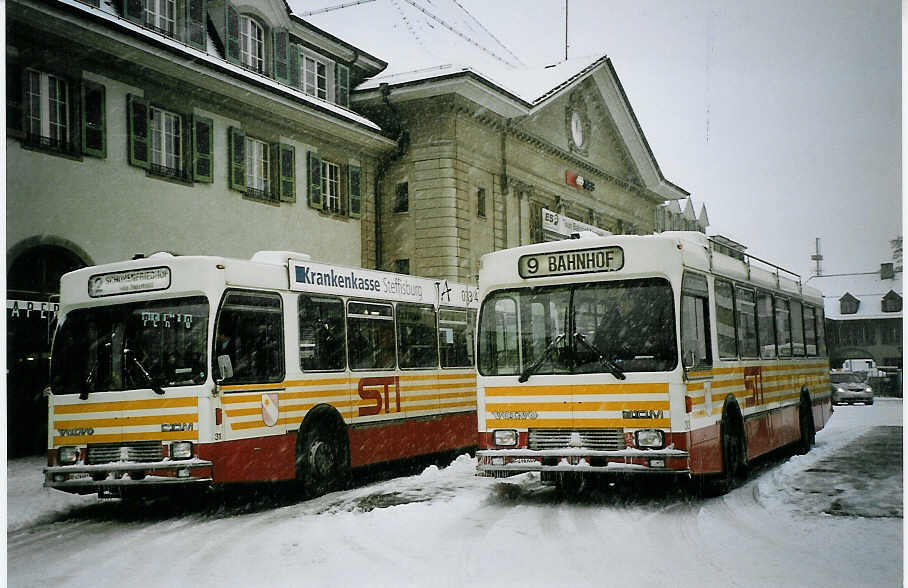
[293,0,605,104]
[356,54,606,105]
[810,270,903,320]
[62,0,382,131]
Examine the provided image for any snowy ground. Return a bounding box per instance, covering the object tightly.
[6,399,903,588]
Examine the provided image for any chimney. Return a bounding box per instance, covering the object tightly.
[881,263,894,280]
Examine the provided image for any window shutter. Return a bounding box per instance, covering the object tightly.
[289,46,300,88]
[348,164,361,218]
[273,28,289,83]
[307,151,322,210]
[81,81,106,158]
[228,126,246,191]
[186,0,207,50]
[192,115,213,183]
[123,0,144,23]
[225,3,241,64]
[277,143,295,202]
[7,63,24,137]
[335,63,349,107]
[127,94,150,169]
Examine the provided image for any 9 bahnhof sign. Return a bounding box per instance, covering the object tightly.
[518,246,624,278]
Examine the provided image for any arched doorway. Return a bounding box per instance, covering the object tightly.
[7,243,88,456]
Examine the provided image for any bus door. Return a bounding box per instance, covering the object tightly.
[680,271,719,472]
[213,290,286,478]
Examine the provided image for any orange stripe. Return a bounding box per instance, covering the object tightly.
[485,383,668,397]
[486,418,671,429]
[54,413,198,429]
[53,397,197,414]
[486,400,669,412]
[53,430,198,445]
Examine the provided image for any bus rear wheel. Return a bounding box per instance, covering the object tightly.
[297,420,349,499]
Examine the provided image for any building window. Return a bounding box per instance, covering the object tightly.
[394,182,409,213]
[394,259,410,275]
[239,16,265,73]
[881,319,902,345]
[149,106,182,176]
[25,70,70,152]
[303,55,328,99]
[245,136,270,196]
[477,187,486,218]
[321,160,341,213]
[145,0,176,36]
[882,290,902,313]
[839,293,859,315]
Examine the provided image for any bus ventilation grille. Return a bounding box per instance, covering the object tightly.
[528,429,626,451]
[86,441,164,464]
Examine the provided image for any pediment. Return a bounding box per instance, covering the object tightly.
[512,81,642,186]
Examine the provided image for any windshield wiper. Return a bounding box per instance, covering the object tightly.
[518,333,566,383]
[573,332,626,380]
[125,349,166,395]
[79,369,95,401]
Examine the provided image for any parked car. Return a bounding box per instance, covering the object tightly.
[830,371,874,405]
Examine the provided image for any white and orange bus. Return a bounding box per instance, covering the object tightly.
[44,251,478,498]
[475,231,832,494]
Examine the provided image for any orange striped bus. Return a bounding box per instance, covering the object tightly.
[475,232,832,494]
[44,251,478,498]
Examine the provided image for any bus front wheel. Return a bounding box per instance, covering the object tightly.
[297,419,350,499]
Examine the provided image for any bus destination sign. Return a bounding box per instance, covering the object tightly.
[88,267,171,297]
[518,246,624,278]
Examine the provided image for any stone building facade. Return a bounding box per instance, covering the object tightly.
[353,58,689,283]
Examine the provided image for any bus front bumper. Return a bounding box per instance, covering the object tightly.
[44,458,214,495]
[476,448,690,476]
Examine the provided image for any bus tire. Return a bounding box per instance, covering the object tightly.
[797,392,815,455]
[708,401,746,496]
[296,408,350,499]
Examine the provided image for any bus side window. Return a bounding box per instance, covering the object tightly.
[735,287,759,358]
[775,297,792,357]
[215,290,284,384]
[790,300,806,356]
[680,272,711,368]
[347,301,395,370]
[803,306,818,356]
[397,303,439,369]
[299,295,346,372]
[439,308,475,368]
[756,292,776,358]
[816,307,827,356]
[714,278,737,359]
[478,297,519,375]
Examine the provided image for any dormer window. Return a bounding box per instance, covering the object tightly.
[882,290,902,313]
[145,0,176,36]
[303,54,329,100]
[240,16,266,73]
[839,293,859,315]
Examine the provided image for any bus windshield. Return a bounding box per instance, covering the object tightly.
[478,278,676,376]
[50,296,209,395]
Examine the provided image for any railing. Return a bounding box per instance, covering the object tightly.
[245,186,278,203]
[149,163,190,182]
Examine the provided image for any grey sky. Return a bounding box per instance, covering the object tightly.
[299,0,901,280]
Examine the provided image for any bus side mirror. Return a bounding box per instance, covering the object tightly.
[217,355,234,381]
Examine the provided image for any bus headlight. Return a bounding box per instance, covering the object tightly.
[492,429,518,446]
[634,429,665,449]
[170,441,193,460]
[57,446,79,465]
